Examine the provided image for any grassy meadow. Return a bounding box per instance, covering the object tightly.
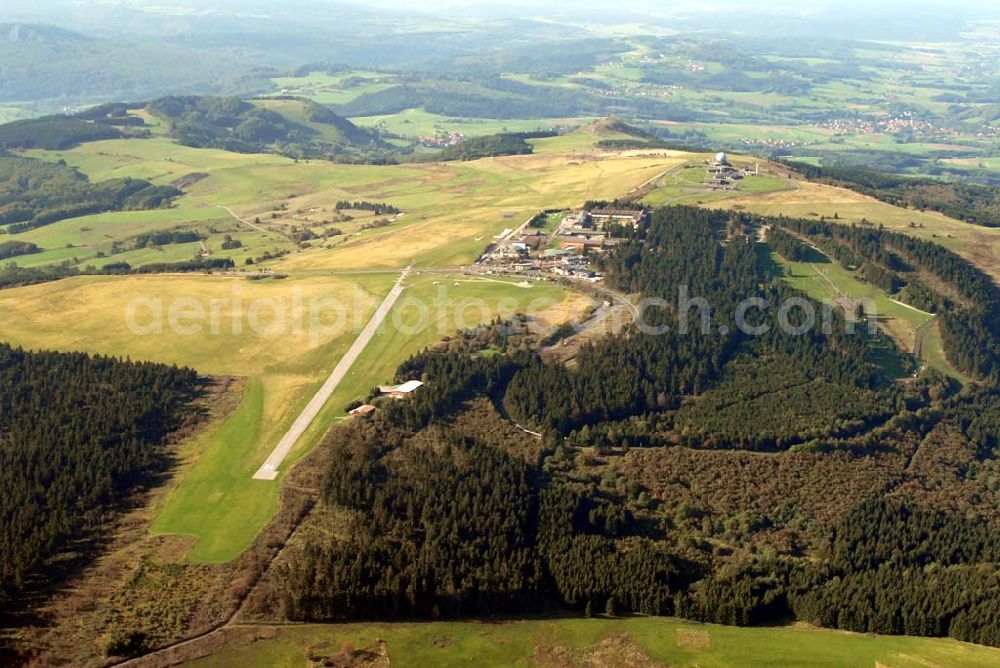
[268,70,397,106]
[22,127,686,272]
[705,179,1000,285]
[267,146,688,270]
[351,107,582,139]
[640,158,794,207]
[0,268,585,562]
[187,616,1000,668]
[766,250,960,379]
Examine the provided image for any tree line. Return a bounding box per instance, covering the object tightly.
[0,256,235,291]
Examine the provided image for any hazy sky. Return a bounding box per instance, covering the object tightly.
[3,0,998,37]
[5,0,996,16]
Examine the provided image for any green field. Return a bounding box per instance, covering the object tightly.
[150,273,583,562]
[704,180,1000,286]
[269,71,398,106]
[6,199,294,270]
[350,107,583,139]
[25,137,294,183]
[0,104,32,123]
[767,248,961,379]
[641,159,794,207]
[187,616,1000,668]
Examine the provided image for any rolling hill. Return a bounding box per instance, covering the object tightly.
[146,95,390,159]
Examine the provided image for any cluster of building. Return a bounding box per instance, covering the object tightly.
[478,208,648,281]
[703,152,760,189]
[819,113,937,136]
[417,131,466,148]
[348,380,424,417]
[738,137,809,150]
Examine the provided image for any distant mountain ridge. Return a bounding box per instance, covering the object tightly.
[0,22,91,44]
[0,23,257,107]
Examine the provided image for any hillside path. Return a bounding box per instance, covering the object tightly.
[193,198,273,235]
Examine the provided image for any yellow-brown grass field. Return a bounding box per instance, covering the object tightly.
[704,180,1000,284]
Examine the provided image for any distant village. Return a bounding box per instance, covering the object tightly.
[819,112,938,136]
[417,130,466,148]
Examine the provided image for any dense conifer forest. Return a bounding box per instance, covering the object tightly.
[277,204,1000,647]
[504,207,889,442]
[0,345,199,601]
[0,117,122,151]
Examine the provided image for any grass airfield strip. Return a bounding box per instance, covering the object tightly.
[252,267,410,481]
[0,270,585,562]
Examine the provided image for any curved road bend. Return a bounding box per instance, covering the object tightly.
[192,198,273,235]
[252,267,411,480]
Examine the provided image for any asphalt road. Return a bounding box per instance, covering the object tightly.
[252,267,410,480]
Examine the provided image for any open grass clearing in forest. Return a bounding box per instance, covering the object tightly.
[705,179,1000,286]
[184,616,1000,668]
[767,249,961,379]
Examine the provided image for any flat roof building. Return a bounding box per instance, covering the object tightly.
[379,380,425,399]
